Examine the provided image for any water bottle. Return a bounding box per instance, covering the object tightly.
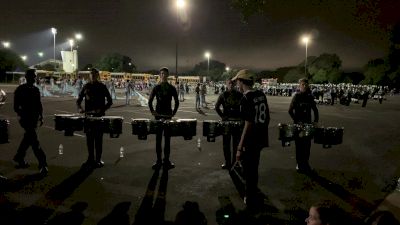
[58,144,64,155]
[197,138,201,151]
[119,146,124,158]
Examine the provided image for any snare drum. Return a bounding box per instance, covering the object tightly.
[0,118,10,144]
[54,114,74,131]
[84,116,104,133]
[164,120,181,137]
[278,123,296,147]
[131,119,151,140]
[203,120,222,142]
[64,115,85,136]
[221,120,243,135]
[177,119,197,140]
[102,116,123,138]
[314,126,344,148]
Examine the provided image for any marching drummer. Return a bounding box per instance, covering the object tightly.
[77,68,113,168]
[215,79,242,169]
[148,67,179,170]
[288,78,319,174]
[233,69,270,208]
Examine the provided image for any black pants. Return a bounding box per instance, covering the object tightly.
[295,137,312,170]
[85,119,104,162]
[86,130,103,162]
[242,148,261,203]
[15,127,47,168]
[155,117,171,163]
[222,132,240,166]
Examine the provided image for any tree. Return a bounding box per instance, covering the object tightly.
[95,53,136,72]
[191,60,226,81]
[81,63,93,71]
[362,58,389,84]
[284,67,304,83]
[307,53,342,83]
[0,49,28,82]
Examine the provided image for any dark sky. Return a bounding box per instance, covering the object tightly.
[1,0,399,72]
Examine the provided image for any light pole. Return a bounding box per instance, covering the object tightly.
[175,0,186,80]
[2,41,10,48]
[69,39,75,73]
[51,27,57,70]
[301,35,310,76]
[204,51,211,76]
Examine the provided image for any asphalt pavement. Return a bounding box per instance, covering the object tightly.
[0,84,400,225]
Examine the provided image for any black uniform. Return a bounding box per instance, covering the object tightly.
[148,82,179,167]
[13,83,47,169]
[288,90,319,172]
[77,81,113,166]
[215,88,242,168]
[240,90,270,205]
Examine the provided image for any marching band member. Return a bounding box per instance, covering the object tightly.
[77,68,113,168]
[148,67,179,170]
[289,78,319,174]
[215,79,242,169]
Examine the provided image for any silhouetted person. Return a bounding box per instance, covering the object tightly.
[13,69,48,175]
[289,78,319,174]
[77,68,113,168]
[148,67,179,170]
[233,69,270,208]
[175,201,207,225]
[47,202,88,225]
[215,79,242,169]
[98,202,131,225]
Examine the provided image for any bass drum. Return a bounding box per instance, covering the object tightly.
[177,119,197,140]
[102,116,124,138]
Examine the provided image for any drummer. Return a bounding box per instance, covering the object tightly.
[288,78,319,174]
[77,68,113,168]
[148,67,179,170]
[215,79,242,169]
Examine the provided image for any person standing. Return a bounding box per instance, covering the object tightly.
[77,68,113,168]
[288,78,319,174]
[233,69,270,207]
[195,83,201,110]
[200,83,207,108]
[148,67,179,170]
[13,69,48,175]
[125,79,134,105]
[215,79,242,169]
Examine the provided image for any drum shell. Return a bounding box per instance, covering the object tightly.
[102,116,123,137]
[297,124,315,138]
[0,119,10,144]
[164,120,181,137]
[326,127,343,145]
[278,123,296,142]
[84,117,105,133]
[314,127,344,146]
[54,114,74,131]
[177,119,197,140]
[203,120,222,138]
[66,116,85,131]
[131,119,150,135]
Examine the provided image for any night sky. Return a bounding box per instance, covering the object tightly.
[1,0,399,72]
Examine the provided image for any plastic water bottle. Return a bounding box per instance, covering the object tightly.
[58,144,64,155]
[119,146,124,158]
[197,138,201,151]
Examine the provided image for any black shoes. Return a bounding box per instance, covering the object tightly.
[39,166,48,176]
[13,159,30,169]
[221,163,231,170]
[296,164,316,175]
[163,161,175,170]
[96,160,104,168]
[152,161,175,170]
[152,161,162,170]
